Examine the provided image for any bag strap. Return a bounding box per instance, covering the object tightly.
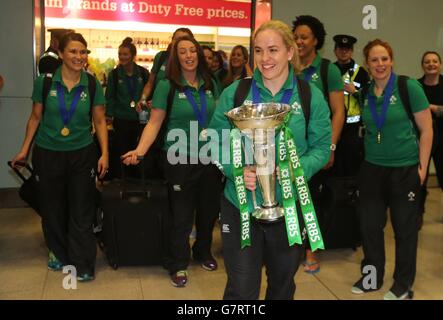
[297,78,311,139]
[398,75,420,137]
[320,58,330,103]
[234,77,252,108]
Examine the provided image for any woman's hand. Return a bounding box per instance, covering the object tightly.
[243,166,257,191]
[11,150,28,168]
[121,150,142,166]
[418,165,427,186]
[97,155,109,179]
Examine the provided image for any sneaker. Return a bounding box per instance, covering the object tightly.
[384,283,413,300]
[351,276,382,294]
[77,273,95,282]
[170,270,188,288]
[47,251,63,271]
[201,258,218,271]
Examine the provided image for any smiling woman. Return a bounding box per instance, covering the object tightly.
[11,32,108,282]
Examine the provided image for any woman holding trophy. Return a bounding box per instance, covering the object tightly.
[209,20,332,299]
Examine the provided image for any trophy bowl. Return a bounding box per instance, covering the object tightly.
[225,103,291,223]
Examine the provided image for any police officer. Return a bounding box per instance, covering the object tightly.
[38,28,74,75]
[332,34,370,176]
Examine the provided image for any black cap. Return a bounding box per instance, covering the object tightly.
[333,34,357,48]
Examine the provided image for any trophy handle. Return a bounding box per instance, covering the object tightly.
[242,141,260,210]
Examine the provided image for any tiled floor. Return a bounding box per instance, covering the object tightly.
[0,188,442,300]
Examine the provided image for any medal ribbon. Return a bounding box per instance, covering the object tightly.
[56,82,84,129]
[124,73,137,103]
[368,72,396,137]
[184,87,207,128]
[230,128,251,249]
[251,77,295,105]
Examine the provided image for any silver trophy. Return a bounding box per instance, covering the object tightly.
[225,103,291,222]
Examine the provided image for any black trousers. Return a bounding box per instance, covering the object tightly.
[32,143,98,275]
[111,118,141,179]
[420,120,443,213]
[357,161,421,291]
[220,196,304,300]
[332,122,364,177]
[164,161,223,273]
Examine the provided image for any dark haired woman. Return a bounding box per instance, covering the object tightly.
[138,28,194,107]
[123,36,223,288]
[222,45,253,88]
[105,37,150,178]
[292,15,345,274]
[417,51,443,225]
[12,32,108,281]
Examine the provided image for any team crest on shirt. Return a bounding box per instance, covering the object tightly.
[49,90,57,97]
[311,73,319,81]
[178,92,187,99]
[206,90,212,97]
[160,65,166,71]
[242,99,253,106]
[390,95,397,105]
[80,91,88,101]
[291,101,302,114]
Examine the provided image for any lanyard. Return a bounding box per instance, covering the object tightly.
[184,87,208,128]
[251,76,296,105]
[124,74,137,102]
[56,82,84,127]
[303,66,317,82]
[368,72,396,135]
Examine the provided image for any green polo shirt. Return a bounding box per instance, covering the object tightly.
[208,66,332,211]
[32,68,105,151]
[105,63,147,120]
[152,77,220,158]
[362,76,429,167]
[299,53,344,97]
[151,51,168,86]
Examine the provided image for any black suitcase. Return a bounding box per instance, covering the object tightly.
[97,160,170,269]
[7,161,40,215]
[320,176,361,250]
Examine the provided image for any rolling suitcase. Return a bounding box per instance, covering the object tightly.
[7,161,40,215]
[97,159,170,269]
[320,176,361,250]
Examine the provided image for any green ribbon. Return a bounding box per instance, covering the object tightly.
[279,126,324,251]
[230,128,251,249]
[278,133,302,246]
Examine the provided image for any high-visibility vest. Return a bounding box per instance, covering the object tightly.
[343,63,362,123]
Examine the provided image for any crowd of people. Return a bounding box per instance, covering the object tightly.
[10,14,441,300]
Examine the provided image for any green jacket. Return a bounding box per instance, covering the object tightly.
[208,67,332,211]
[105,63,148,120]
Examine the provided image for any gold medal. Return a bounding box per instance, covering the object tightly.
[130,101,136,108]
[377,131,381,144]
[61,127,70,136]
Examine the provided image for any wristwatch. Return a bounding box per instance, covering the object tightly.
[330,143,336,151]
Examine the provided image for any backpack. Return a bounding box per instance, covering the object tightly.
[233,77,312,139]
[319,58,330,103]
[111,65,149,99]
[42,72,97,117]
[360,75,420,137]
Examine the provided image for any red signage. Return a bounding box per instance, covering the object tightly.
[45,0,252,28]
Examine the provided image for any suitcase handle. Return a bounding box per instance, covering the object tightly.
[7,161,33,183]
[119,155,146,195]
